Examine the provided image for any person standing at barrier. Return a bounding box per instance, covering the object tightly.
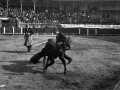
[24,24,34,52]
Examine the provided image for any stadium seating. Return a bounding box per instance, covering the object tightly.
[0,1,120,25]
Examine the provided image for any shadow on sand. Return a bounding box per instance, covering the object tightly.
[2,60,44,75]
[2,60,119,90]
[0,38,8,41]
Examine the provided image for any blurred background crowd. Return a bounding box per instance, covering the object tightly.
[0,1,120,25]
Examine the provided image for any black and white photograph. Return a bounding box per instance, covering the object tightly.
[0,0,120,90]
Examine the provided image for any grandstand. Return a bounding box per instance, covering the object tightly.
[0,0,120,35]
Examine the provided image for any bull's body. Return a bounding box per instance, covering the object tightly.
[30,39,72,74]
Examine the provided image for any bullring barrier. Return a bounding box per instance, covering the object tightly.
[0,24,120,36]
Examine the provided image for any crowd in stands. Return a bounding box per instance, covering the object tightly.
[0,3,120,25]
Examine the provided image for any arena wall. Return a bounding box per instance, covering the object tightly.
[0,26,120,36]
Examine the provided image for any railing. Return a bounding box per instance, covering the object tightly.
[0,26,120,36]
[0,22,120,36]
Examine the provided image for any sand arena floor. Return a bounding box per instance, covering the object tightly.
[0,35,120,90]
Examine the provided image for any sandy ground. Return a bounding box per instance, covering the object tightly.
[0,35,120,90]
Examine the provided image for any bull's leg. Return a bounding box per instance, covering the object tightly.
[43,56,49,67]
[59,56,66,75]
[44,57,54,70]
[43,56,46,64]
[63,51,72,64]
[64,54,72,64]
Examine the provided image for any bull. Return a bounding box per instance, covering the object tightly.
[30,38,72,75]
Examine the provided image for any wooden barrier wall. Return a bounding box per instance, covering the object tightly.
[0,27,120,36]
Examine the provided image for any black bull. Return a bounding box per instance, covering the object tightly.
[30,38,72,74]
